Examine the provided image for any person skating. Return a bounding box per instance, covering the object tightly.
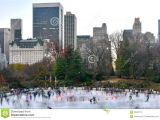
[92,96,97,104]
[136,91,139,97]
[129,93,132,101]
[89,98,92,104]
[146,93,150,102]
[47,91,51,99]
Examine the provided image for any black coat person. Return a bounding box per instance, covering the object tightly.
[92,96,97,104]
[129,94,132,100]
[47,91,51,98]
[146,93,150,102]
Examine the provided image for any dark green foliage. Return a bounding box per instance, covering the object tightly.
[55,48,92,86]
[9,80,23,89]
[96,73,104,81]
[55,57,67,80]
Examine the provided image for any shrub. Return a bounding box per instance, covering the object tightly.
[96,73,104,81]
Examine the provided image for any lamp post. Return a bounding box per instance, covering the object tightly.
[55,76,57,88]
[44,76,47,88]
[49,73,52,83]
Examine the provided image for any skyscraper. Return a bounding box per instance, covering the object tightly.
[11,19,22,42]
[0,28,10,61]
[132,18,143,42]
[158,19,160,43]
[64,12,77,50]
[133,18,141,35]
[33,3,63,50]
[92,23,112,75]
[93,23,107,42]
[77,35,91,49]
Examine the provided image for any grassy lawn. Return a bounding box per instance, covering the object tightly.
[148,83,160,91]
[99,77,160,91]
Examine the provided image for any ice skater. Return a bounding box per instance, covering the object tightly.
[129,93,132,101]
[146,93,150,102]
[136,91,139,97]
[33,92,37,100]
[89,98,92,104]
[125,92,127,96]
[89,96,97,104]
[47,91,51,99]
[6,98,9,105]
[29,92,32,100]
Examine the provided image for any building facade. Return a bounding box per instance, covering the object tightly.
[64,12,77,50]
[77,35,92,49]
[0,47,7,70]
[93,23,107,42]
[33,3,63,50]
[123,18,144,42]
[133,18,141,35]
[9,39,47,65]
[0,28,10,61]
[123,29,133,41]
[158,20,160,43]
[11,19,22,42]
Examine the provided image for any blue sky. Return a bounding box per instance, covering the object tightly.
[0,0,160,39]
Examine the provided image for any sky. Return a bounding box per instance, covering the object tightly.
[0,0,160,39]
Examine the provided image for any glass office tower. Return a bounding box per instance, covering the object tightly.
[33,3,63,49]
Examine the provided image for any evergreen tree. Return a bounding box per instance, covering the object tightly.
[55,57,66,80]
[55,48,85,85]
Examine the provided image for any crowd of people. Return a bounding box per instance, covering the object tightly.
[0,87,159,109]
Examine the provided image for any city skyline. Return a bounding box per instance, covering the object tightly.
[0,0,160,38]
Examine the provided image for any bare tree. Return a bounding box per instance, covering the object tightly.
[109,31,123,59]
[81,36,113,76]
[46,42,60,61]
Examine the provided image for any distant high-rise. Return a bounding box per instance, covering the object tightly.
[123,29,133,41]
[92,23,112,75]
[133,18,141,35]
[33,3,63,50]
[64,12,77,50]
[77,35,91,49]
[158,20,160,43]
[0,28,10,61]
[11,19,22,42]
[93,23,107,42]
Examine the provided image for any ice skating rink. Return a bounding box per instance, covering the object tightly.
[0,88,160,109]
